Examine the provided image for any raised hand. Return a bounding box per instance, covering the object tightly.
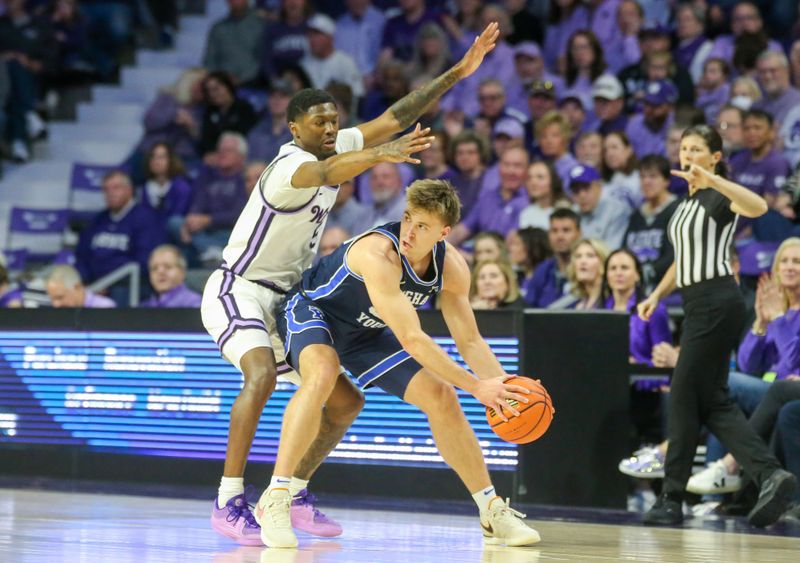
[473,374,530,422]
[637,294,659,321]
[457,22,500,78]
[376,123,434,164]
[670,164,716,192]
[759,273,786,323]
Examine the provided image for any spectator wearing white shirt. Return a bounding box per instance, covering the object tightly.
[301,14,364,98]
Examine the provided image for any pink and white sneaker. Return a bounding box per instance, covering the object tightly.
[290,489,343,537]
[211,486,264,546]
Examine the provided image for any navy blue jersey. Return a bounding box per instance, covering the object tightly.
[296,222,446,340]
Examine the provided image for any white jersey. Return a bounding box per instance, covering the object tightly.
[221,127,364,291]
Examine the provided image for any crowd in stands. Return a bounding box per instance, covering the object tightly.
[0,0,181,165]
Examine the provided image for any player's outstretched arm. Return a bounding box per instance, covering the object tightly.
[291,124,434,189]
[350,237,529,418]
[438,244,508,380]
[357,22,500,147]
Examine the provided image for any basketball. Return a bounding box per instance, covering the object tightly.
[486,377,554,444]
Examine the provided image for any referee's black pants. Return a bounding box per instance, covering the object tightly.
[663,276,782,498]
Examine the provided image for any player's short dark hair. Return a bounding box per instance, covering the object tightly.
[549,207,580,228]
[287,88,336,123]
[406,179,461,227]
[744,108,774,127]
[638,154,671,179]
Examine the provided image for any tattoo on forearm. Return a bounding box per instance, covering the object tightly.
[389,66,461,129]
[293,410,351,480]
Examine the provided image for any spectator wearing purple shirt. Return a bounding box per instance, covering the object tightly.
[600,0,642,74]
[604,248,671,365]
[447,129,491,220]
[380,0,441,63]
[535,110,580,192]
[738,238,800,382]
[506,42,564,118]
[562,30,608,110]
[141,245,202,308]
[178,133,248,265]
[472,79,527,133]
[696,58,731,126]
[543,0,589,72]
[46,265,116,308]
[754,50,800,143]
[418,131,455,183]
[260,0,309,80]
[673,2,712,85]
[625,79,676,159]
[326,180,370,236]
[246,78,293,162]
[525,207,582,307]
[730,109,792,206]
[140,142,193,223]
[335,0,386,77]
[75,171,166,287]
[138,68,206,167]
[361,59,410,122]
[706,3,782,69]
[448,145,530,245]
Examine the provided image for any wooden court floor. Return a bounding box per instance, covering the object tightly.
[1,489,799,562]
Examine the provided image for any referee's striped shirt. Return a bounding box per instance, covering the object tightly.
[667,189,738,288]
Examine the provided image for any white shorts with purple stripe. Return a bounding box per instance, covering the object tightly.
[201,268,299,384]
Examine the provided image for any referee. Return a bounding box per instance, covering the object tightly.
[638,124,797,527]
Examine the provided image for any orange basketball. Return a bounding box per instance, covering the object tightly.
[485,376,554,444]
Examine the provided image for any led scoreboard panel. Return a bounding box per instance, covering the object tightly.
[0,312,520,471]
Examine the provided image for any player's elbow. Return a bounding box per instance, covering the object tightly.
[397,330,427,357]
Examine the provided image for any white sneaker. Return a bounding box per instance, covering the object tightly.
[687,459,742,495]
[480,497,541,547]
[11,140,30,163]
[254,489,298,548]
[618,446,665,479]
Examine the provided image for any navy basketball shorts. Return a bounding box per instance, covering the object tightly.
[276,292,423,399]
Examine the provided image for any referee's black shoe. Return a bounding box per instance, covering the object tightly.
[643,494,683,526]
[748,469,797,528]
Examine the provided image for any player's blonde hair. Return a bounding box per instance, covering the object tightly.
[405,179,462,227]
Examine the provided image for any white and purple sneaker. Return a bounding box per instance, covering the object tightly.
[211,486,264,546]
[618,446,665,479]
[290,489,343,537]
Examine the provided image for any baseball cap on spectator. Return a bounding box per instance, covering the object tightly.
[568,164,601,191]
[307,14,336,36]
[638,23,670,39]
[528,80,556,99]
[643,79,678,105]
[591,75,624,100]
[493,118,525,139]
[558,94,584,108]
[514,41,542,59]
[269,78,294,96]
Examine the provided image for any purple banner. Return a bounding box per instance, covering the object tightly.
[9,208,70,234]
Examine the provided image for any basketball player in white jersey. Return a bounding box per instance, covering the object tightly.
[202,22,503,546]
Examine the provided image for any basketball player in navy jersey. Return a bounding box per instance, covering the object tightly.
[203,23,504,545]
[255,180,541,548]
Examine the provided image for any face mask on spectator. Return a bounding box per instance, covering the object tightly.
[730,95,753,111]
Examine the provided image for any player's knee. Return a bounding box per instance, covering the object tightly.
[421,378,459,414]
[300,366,340,398]
[241,364,277,400]
[327,388,365,425]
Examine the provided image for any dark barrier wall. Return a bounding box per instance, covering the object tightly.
[0,309,632,508]
[518,311,631,508]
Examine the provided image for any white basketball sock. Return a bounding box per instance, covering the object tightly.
[289,477,310,497]
[472,485,500,512]
[217,476,244,507]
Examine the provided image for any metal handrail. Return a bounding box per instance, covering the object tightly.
[87,262,140,307]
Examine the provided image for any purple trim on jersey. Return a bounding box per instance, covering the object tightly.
[214,269,269,352]
[231,206,277,275]
[253,278,287,294]
[217,319,268,351]
[276,362,292,374]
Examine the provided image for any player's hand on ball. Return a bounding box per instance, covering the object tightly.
[378,123,434,164]
[473,375,530,422]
